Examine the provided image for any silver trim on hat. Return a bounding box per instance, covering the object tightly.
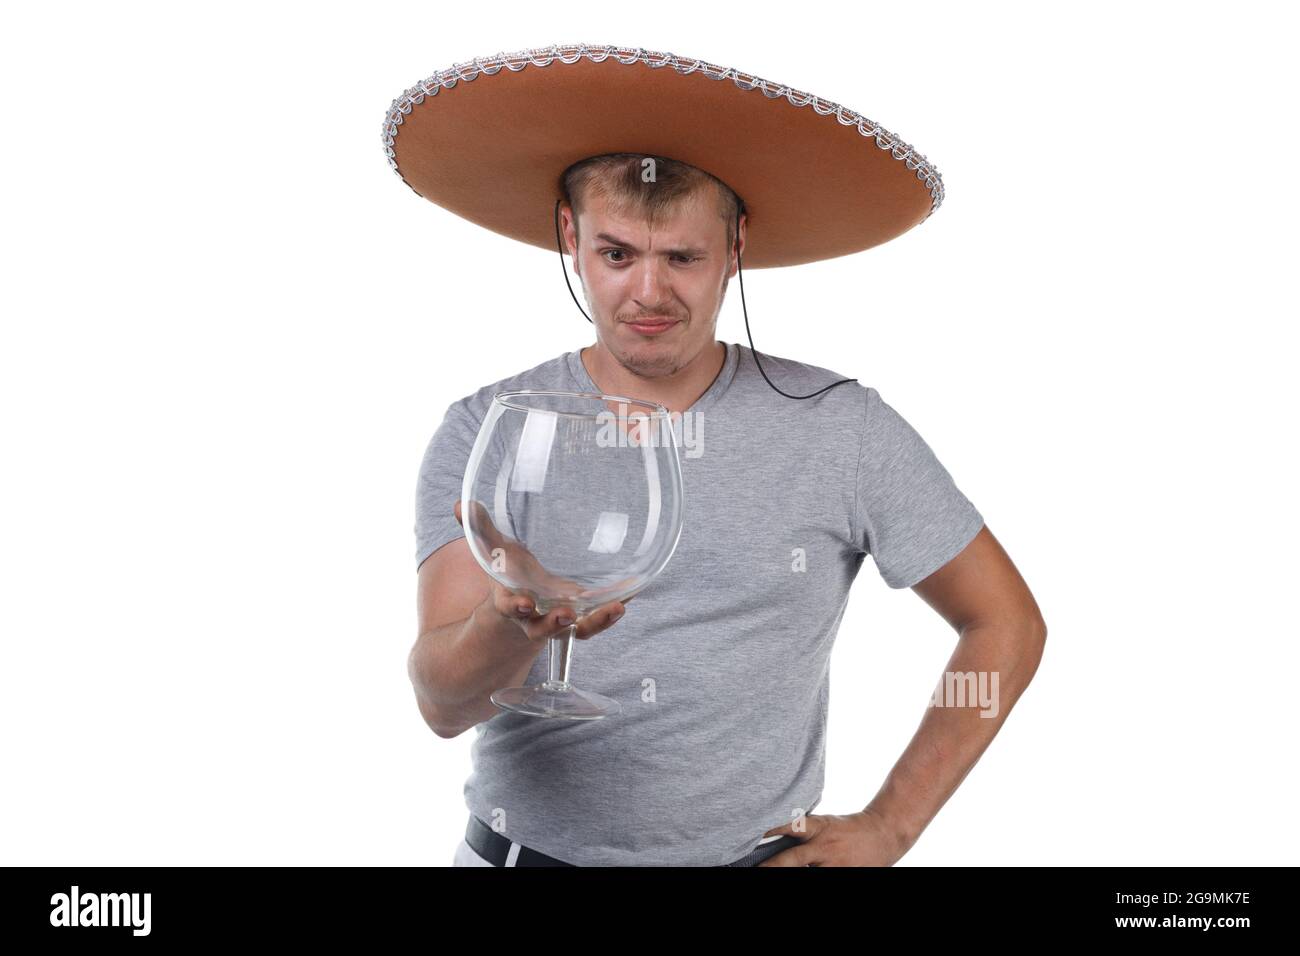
[380,43,945,218]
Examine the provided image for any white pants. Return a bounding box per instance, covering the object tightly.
[452,837,497,867]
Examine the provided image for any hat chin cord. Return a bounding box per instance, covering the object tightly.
[553,199,857,401]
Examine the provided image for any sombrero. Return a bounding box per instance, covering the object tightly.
[380,43,945,269]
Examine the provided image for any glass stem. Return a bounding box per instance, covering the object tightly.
[542,624,577,691]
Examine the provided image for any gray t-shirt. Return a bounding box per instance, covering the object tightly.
[414,340,984,865]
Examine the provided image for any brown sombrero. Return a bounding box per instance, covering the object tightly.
[380,43,946,269]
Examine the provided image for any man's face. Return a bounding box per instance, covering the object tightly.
[564,190,743,378]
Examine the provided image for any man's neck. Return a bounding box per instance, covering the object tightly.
[579,340,726,415]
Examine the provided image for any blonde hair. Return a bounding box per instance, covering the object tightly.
[560,153,745,255]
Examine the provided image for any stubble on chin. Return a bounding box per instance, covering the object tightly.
[615,344,687,378]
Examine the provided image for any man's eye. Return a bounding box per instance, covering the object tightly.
[600,250,698,264]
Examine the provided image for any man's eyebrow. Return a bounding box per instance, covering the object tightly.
[593,232,708,256]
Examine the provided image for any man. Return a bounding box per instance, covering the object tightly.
[387,45,1047,867]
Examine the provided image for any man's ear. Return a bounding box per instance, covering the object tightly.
[560,202,580,272]
[727,213,746,278]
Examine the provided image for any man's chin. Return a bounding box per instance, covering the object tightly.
[617,346,683,378]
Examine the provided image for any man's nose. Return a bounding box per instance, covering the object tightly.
[632,257,672,302]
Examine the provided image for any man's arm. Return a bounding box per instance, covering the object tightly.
[409,501,631,738]
[864,525,1047,852]
[410,535,543,738]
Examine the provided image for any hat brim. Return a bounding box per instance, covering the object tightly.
[382,44,944,268]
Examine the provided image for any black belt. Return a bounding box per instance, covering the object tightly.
[465,813,803,867]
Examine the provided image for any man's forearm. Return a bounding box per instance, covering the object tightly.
[408,599,544,737]
[864,620,1046,851]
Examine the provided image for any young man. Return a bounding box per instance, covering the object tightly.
[386,45,1047,867]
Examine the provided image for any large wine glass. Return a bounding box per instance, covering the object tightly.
[461,389,685,719]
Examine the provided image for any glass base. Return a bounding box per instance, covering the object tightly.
[491,682,622,720]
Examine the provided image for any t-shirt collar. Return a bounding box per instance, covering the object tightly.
[564,340,738,415]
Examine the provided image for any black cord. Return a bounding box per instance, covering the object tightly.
[732,227,858,400]
[556,199,593,324]
[553,198,857,399]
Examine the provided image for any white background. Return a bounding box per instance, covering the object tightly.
[2,2,1296,865]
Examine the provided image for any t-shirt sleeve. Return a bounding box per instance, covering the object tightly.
[852,387,985,589]
[414,401,478,571]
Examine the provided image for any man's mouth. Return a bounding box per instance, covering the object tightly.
[625,318,680,336]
